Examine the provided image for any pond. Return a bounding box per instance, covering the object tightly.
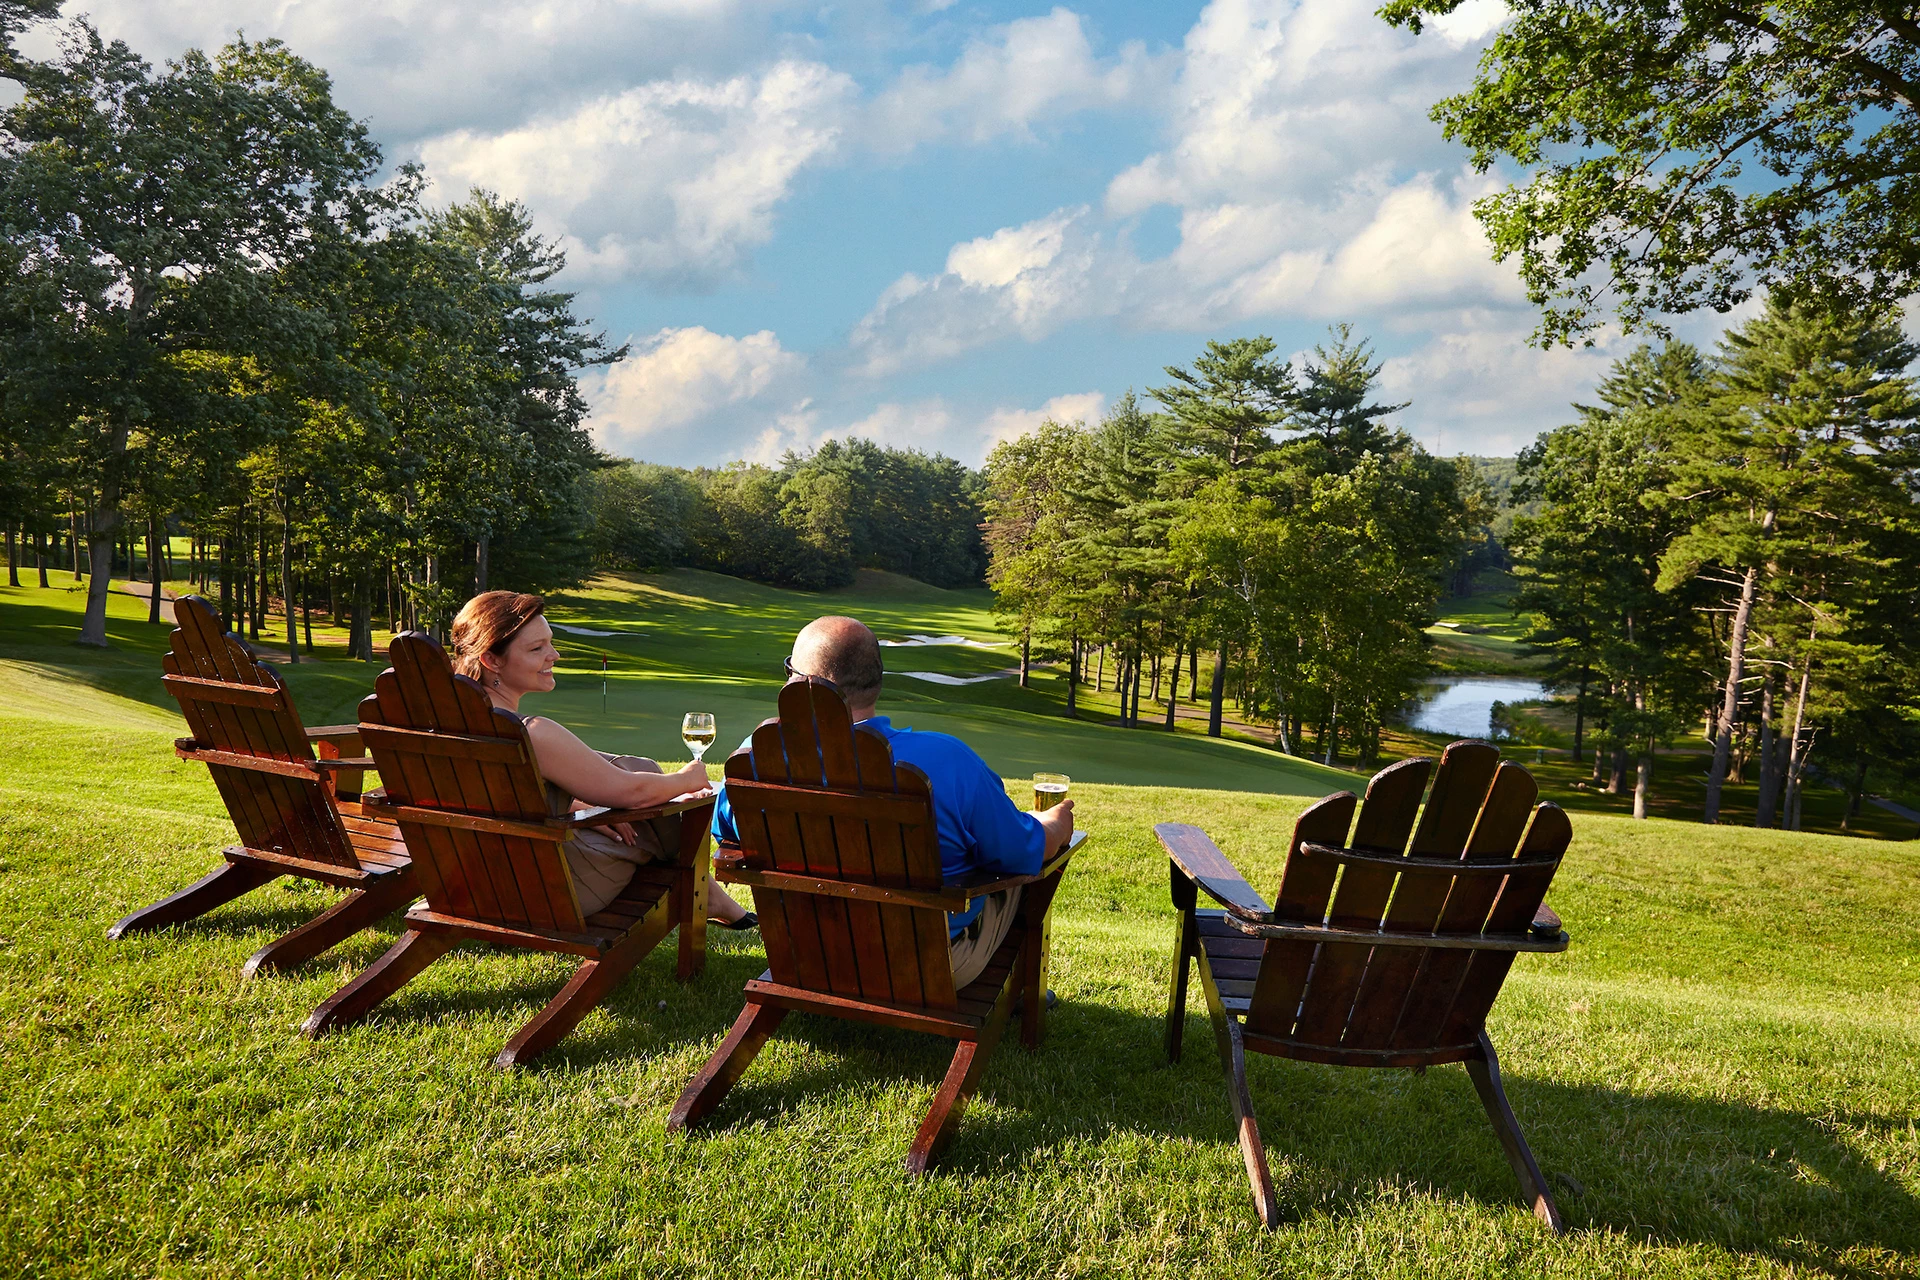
[1404,677,1548,741]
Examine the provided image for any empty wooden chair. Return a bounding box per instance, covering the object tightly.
[1160,741,1572,1231]
[301,631,715,1068]
[109,596,415,976]
[668,678,1078,1173]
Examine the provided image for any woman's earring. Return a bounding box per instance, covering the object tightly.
[491,676,502,689]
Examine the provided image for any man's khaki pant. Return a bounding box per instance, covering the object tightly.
[947,886,1023,990]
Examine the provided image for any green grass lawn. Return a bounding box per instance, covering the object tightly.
[3,574,1918,1277]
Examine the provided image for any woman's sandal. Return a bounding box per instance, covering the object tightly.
[714,911,759,932]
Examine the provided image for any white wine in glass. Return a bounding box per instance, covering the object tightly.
[682,712,717,762]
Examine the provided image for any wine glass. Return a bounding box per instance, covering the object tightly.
[682,712,716,764]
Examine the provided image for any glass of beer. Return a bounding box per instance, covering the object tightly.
[682,712,717,763]
[1033,772,1070,810]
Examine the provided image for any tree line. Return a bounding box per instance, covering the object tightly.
[1510,295,1920,827]
[583,440,986,591]
[982,329,1480,768]
[0,15,626,655]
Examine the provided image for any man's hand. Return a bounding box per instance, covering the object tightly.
[1033,798,1074,854]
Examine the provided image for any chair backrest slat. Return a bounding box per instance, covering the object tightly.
[1351,761,1536,1051]
[162,597,355,869]
[1437,803,1572,1045]
[1243,743,1567,1059]
[359,633,583,933]
[726,679,956,1009]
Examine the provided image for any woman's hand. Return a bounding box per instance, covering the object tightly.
[671,755,713,799]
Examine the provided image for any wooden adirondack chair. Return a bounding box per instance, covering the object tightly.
[301,631,716,1068]
[108,596,416,976]
[667,678,1078,1173]
[1160,740,1573,1231]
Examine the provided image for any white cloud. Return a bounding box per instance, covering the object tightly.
[980,391,1107,452]
[423,60,855,287]
[864,8,1163,152]
[850,208,1108,375]
[1376,319,1617,455]
[35,0,792,143]
[585,326,807,459]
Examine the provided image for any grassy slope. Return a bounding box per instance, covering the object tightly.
[2,577,1917,1277]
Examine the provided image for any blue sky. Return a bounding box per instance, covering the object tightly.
[23,0,1695,467]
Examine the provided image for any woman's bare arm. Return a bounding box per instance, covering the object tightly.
[523,716,710,809]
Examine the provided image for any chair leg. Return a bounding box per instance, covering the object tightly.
[301,928,454,1039]
[1201,950,1280,1228]
[241,871,418,978]
[1164,907,1197,1063]
[674,835,710,983]
[1018,869,1064,1048]
[495,900,676,1070]
[667,1001,789,1132]
[905,973,1015,1176]
[107,857,279,940]
[1465,1030,1565,1233]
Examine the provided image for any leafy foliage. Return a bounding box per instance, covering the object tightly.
[1383,1,1920,344]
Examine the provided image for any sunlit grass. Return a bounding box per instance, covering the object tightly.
[2,576,1917,1276]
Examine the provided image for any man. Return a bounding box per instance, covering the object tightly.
[712,615,1074,988]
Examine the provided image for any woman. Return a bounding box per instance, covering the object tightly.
[449,590,754,927]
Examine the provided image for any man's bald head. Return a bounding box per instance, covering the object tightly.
[791,616,884,710]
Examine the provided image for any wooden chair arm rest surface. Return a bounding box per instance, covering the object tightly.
[1531,902,1564,940]
[1222,915,1571,953]
[712,829,1083,913]
[558,795,718,828]
[948,829,1083,897]
[1155,822,1271,919]
[360,791,715,843]
[306,725,364,751]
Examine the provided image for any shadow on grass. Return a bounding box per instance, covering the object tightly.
[129,892,1919,1267]
[624,987,1919,1266]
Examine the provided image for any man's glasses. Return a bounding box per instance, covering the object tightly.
[783,657,842,693]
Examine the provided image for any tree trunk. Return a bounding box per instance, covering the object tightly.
[1782,649,1814,832]
[1208,646,1226,737]
[1323,698,1339,767]
[1066,636,1078,717]
[1633,747,1652,819]
[6,524,17,587]
[253,512,267,639]
[1096,645,1104,692]
[349,576,374,661]
[475,534,489,595]
[1704,562,1762,824]
[281,505,298,663]
[218,532,233,632]
[1842,759,1868,830]
[147,515,163,626]
[35,529,49,588]
[1019,628,1030,689]
[69,508,83,580]
[77,513,117,647]
[1606,744,1626,794]
[1571,666,1588,762]
[1754,670,1778,828]
[1188,645,1199,701]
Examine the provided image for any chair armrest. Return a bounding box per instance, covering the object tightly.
[306,725,364,750]
[1530,902,1564,941]
[1154,822,1270,919]
[946,829,1084,897]
[556,795,717,829]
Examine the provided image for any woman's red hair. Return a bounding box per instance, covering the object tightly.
[449,591,545,682]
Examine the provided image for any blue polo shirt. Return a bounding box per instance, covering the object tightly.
[711,714,1047,936]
